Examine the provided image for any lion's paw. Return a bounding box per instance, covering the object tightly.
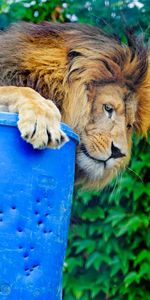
[17,102,68,149]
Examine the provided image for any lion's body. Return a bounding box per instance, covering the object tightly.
[0,22,150,188]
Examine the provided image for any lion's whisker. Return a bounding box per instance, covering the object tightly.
[126,167,144,183]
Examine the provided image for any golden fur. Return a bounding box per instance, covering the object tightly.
[0,22,150,189]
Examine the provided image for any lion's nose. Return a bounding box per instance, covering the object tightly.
[111,143,126,159]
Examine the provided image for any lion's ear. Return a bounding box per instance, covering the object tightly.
[135,65,150,137]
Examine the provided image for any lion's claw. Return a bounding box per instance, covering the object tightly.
[17,101,68,149]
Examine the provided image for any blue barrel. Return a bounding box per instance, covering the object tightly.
[0,112,79,300]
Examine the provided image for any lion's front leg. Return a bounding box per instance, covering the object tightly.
[0,86,68,149]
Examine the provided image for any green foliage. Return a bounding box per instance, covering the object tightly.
[0,1,150,299]
[1,0,150,39]
[0,0,64,28]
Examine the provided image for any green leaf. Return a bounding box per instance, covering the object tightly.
[134,250,150,267]
[86,252,101,269]
[110,256,121,276]
[74,239,96,254]
[91,285,101,298]
[65,257,83,273]
[116,216,141,236]
[133,183,145,201]
[124,272,140,287]
[139,262,150,279]
[105,208,126,226]
[82,207,105,221]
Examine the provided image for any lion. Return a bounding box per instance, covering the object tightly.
[0,22,150,189]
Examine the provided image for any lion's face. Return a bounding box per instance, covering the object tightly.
[75,84,137,188]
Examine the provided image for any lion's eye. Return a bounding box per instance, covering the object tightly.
[103,104,114,118]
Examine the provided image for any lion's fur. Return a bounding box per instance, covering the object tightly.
[0,22,150,188]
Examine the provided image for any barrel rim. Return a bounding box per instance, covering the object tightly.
[0,112,80,144]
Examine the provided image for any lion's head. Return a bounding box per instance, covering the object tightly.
[61,25,150,188]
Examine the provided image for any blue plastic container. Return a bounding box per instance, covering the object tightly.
[0,112,79,300]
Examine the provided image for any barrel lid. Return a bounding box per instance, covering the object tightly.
[0,112,80,144]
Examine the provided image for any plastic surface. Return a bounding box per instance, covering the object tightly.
[0,112,79,300]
